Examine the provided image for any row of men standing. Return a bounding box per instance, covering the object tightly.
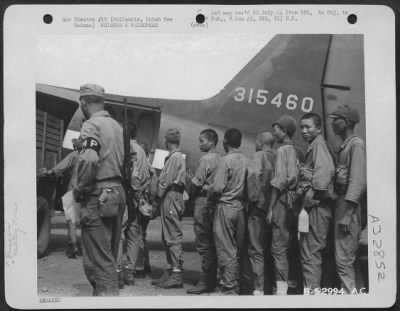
[184,108,366,296]
[72,83,366,296]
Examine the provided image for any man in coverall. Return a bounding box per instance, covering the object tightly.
[187,129,221,295]
[38,138,83,258]
[208,128,248,295]
[152,128,186,289]
[73,83,126,296]
[330,104,366,294]
[299,113,336,293]
[117,122,150,287]
[267,115,301,295]
[247,131,276,295]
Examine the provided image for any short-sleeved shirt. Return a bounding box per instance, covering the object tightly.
[209,149,248,205]
[191,150,220,192]
[303,134,335,192]
[75,110,124,193]
[271,142,299,193]
[335,135,366,204]
[130,139,150,194]
[157,149,186,198]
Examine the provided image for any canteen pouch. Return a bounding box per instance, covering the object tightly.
[98,188,120,218]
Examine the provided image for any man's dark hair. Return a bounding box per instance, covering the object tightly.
[128,122,137,139]
[224,128,242,148]
[81,95,104,104]
[301,113,322,128]
[200,128,218,146]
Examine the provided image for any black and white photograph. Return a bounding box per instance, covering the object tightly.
[4,4,396,309]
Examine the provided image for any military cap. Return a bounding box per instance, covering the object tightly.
[165,128,180,144]
[79,83,105,99]
[329,104,360,124]
[272,115,297,138]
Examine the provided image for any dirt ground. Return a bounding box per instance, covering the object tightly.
[38,213,203,297]
[38,213,368,297]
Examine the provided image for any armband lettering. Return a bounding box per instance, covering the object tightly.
[82,137,101,155]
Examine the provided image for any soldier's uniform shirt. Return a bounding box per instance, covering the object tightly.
[192,150,220,192]
[334,135,366,293]
[192,150,220,285]
[252,150,276,211]
[52,150,79,191]
[247,149,276,291]
[270,142,300,283]
[75,110,124,192]
[158,149,186,269]
[299,134,335,290]
[209,149,248,292]
[130,139,150,194]
[117,140,150,271]
[75,110,126,296]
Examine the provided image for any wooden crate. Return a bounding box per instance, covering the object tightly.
[36,109,64,169]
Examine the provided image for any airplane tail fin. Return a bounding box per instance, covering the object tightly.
[209,34,331,136]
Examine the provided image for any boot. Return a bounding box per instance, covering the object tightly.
[124,265,135,286]
[66,242,79,259]
[187,277,214,294]
[157,271,183,289]
[151,269,172,286]
[117,269,124,289]
[276,281,288,295]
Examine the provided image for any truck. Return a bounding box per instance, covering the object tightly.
[36,84,161,257]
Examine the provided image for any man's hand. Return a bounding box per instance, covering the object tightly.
[150,200,160,219]
[133,191,141,202]
[266,206,273,225]
[337,201,358,233]
[37,168,54,178]
[73,189,83,202]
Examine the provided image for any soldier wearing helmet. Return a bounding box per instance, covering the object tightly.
[330,104,366,294]
[268,115,302,295]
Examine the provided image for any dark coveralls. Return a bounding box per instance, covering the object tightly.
[248,150,276,292]
[299,134,335,290]
[75,110,126,296]
[192,150,221,286]
[158,150,186,270]
[270,142,299,289]
[334,135,366,293]
[209,149,248,292]
[117,139,150,271]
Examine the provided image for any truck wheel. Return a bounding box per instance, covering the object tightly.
[37,196,51,258]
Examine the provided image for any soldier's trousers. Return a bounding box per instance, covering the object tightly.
[160,190,184,269]
[271,197,294,282]
[300,201,332,290]
[214,201,245,290]
[117,210,149,271]
[80,184,126,296]
[248,206,268,291]
[193,196,217,284]
[334,195,361,293]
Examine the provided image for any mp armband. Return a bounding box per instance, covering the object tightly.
[81,137,101,155]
